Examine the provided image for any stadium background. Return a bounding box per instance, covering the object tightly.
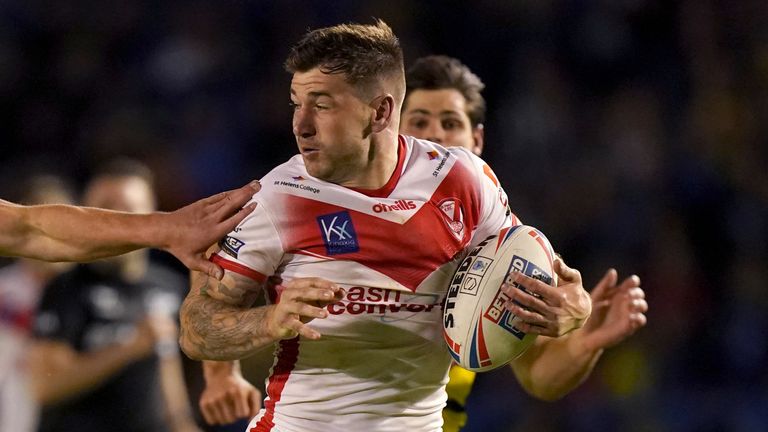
[2,1,767,430]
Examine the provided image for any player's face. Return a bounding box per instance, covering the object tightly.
[84,176,155,214]
[84,176,155,270]
[401,89,484,155]
[290,68,375,185]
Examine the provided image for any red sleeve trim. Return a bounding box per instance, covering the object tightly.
[210,254,267,282]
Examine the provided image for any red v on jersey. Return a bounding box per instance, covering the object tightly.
[216,136,513,431]
[278,158,481,291]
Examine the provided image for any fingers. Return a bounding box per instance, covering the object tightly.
[296,321,322,340]
[202,399,235,425]
[613,285,648,336]
[501,268,591,337]
[504,299,547,329]
[504,272,558,304]
[214,183,260,210]
[214,202,257,234]
[620,294,648,337]
[591,272,642,312]
[200,388,256,425]
[199,402,216,425]
[277,316,319,340]
[283,277,339,290]
[184,243,224,279]
[270,278,345,341]
[204,184,258,235]
[590,268,618,301]
[630,310,648,329]
[627,287,648,314]
[211,182,258,210]
[200,396,228,425]
[231,389,249,419]
[283,277,345,306]
[500,274,554,334]
[188,256,224,280]
[616,274,642,292]
[507,318,547,336]
[554,259,581,283]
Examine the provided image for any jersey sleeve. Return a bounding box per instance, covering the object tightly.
[211,196,284,283]
[466,153,521,247]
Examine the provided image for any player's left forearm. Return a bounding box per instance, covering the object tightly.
[510,330,603,401]
[179,273,272,361]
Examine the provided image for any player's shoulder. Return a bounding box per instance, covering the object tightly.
[402,135,486,169]
[253,155,327,200]
[257,156,305,190]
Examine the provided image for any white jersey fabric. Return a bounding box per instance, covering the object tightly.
[0,263,45,432]
[212,136,515,432]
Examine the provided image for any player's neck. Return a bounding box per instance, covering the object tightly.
[339,130,399,190]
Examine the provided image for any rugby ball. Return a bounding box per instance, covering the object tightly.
[443,225,557,372]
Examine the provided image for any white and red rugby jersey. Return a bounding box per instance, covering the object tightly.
[213,135,517,432]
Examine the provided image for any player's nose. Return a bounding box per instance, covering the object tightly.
[425,122,445,144]
[292,107,316,138]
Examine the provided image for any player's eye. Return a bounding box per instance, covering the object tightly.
[443,119,462,130]
[288,101,300,111]
[411,118,428,129]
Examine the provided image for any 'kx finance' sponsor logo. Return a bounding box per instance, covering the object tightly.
[317,211,359,255]
[372,200,416,213]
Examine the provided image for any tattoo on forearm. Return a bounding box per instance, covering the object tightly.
[180,276,273,360]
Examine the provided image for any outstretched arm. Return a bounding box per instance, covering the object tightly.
[510,267,647,401]
[0,182,258,278]
[179,271,343,361]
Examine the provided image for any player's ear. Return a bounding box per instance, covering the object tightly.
[370,94,395,133]
[472,123,485,156]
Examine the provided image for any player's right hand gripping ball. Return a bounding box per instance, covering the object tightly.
[443,225,558,372]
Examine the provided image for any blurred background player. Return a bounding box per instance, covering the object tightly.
[0,182,259,279]
[29,159,200,432]
[0,174,76,432]
[401,55,648,431]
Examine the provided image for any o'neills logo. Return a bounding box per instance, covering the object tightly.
[372,200,416,213]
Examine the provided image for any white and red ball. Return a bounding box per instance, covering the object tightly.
[443,225,558,372]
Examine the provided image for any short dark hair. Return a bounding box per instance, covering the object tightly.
[91,157,155,188]
[406,55,486,127]
[284,19,405,98]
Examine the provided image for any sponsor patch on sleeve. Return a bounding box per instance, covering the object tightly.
[220,236,245,258]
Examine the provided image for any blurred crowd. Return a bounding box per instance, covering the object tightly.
[1,1,767,431]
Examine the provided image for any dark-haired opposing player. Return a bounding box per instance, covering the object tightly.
[180,21,593,432]
[401,55,648,431]
[30,160,201,432]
